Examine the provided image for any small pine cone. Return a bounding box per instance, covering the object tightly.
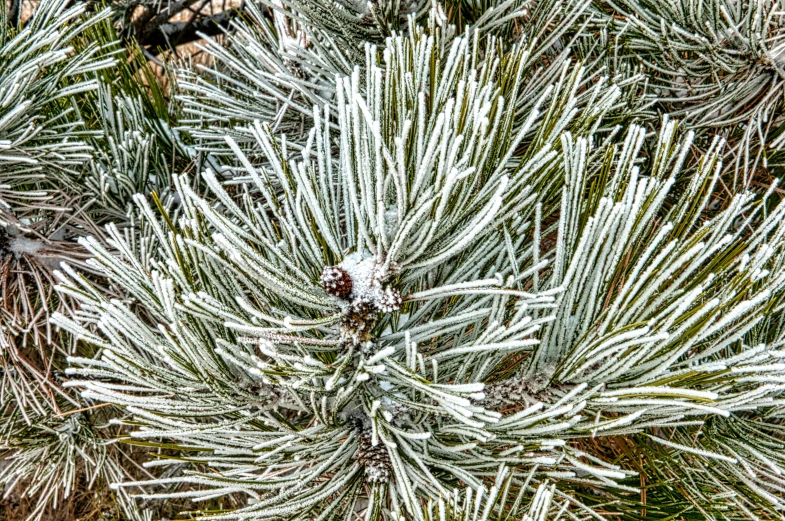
[284,58,306,79]
[340,298,378,345]
[350,297,375,315]
[376,287,402,313]
[355,430,391,484]
[321,266,353,299]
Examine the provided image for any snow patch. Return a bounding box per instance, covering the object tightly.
[9,236,43,256]
[338,251,380,305]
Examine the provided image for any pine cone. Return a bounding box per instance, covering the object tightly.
[321,265,353,299]
[355,429,391,484]
[340,297,378,345]
[376,287,402,313]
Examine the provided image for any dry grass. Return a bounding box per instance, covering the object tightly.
[0,485,116,521]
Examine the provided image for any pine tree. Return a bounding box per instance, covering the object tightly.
[4,0,785,520]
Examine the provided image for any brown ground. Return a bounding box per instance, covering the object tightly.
[0,487,116,521]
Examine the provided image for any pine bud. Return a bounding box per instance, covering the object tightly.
[377,287,402,313]
[321,265,353,299]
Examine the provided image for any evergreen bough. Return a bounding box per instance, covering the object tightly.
[3,0,785,520]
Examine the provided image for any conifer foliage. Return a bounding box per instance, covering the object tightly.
[4,0,785,520]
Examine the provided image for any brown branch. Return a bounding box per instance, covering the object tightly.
[140,6,243,55]
[7,0,22,27]
[137,0,204,41]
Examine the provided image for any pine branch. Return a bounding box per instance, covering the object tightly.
[4,1,785,520]
[140,6,244,55]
